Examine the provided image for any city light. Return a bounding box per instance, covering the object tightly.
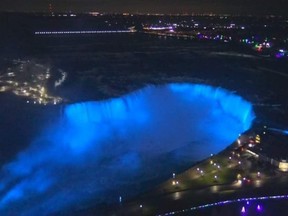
[0,60,64,105]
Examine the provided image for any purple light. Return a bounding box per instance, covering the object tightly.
[246,201,249,205]
[158,194,288,216]
[241,206,246,213]
[197,34,203,39]
[275,52,285,58]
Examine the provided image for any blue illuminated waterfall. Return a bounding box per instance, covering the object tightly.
[0,83,255,215]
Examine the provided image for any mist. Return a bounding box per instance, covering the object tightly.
[0,83,254,215]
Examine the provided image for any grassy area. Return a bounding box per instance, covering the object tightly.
[158,146,245,193]
[112,140,288,215]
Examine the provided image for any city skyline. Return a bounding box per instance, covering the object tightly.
[0,0,287,15]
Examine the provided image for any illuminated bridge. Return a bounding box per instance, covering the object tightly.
[34,29,136,35]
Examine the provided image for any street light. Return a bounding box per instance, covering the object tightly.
[172,181,179,185]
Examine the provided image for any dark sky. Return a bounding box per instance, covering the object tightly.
[0,0,287,14]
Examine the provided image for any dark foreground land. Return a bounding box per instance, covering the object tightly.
[100,140,288,216]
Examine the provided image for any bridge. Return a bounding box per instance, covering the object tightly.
[34,29,136,35]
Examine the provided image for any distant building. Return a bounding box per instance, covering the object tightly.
[245,126,288,172]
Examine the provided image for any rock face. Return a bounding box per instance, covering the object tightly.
[0,83,254,215]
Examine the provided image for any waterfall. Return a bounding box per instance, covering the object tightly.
[0,83,255,215]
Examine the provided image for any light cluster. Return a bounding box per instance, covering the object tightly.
[0,60,63,105]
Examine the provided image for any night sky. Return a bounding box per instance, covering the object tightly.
[0,0,287,14]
